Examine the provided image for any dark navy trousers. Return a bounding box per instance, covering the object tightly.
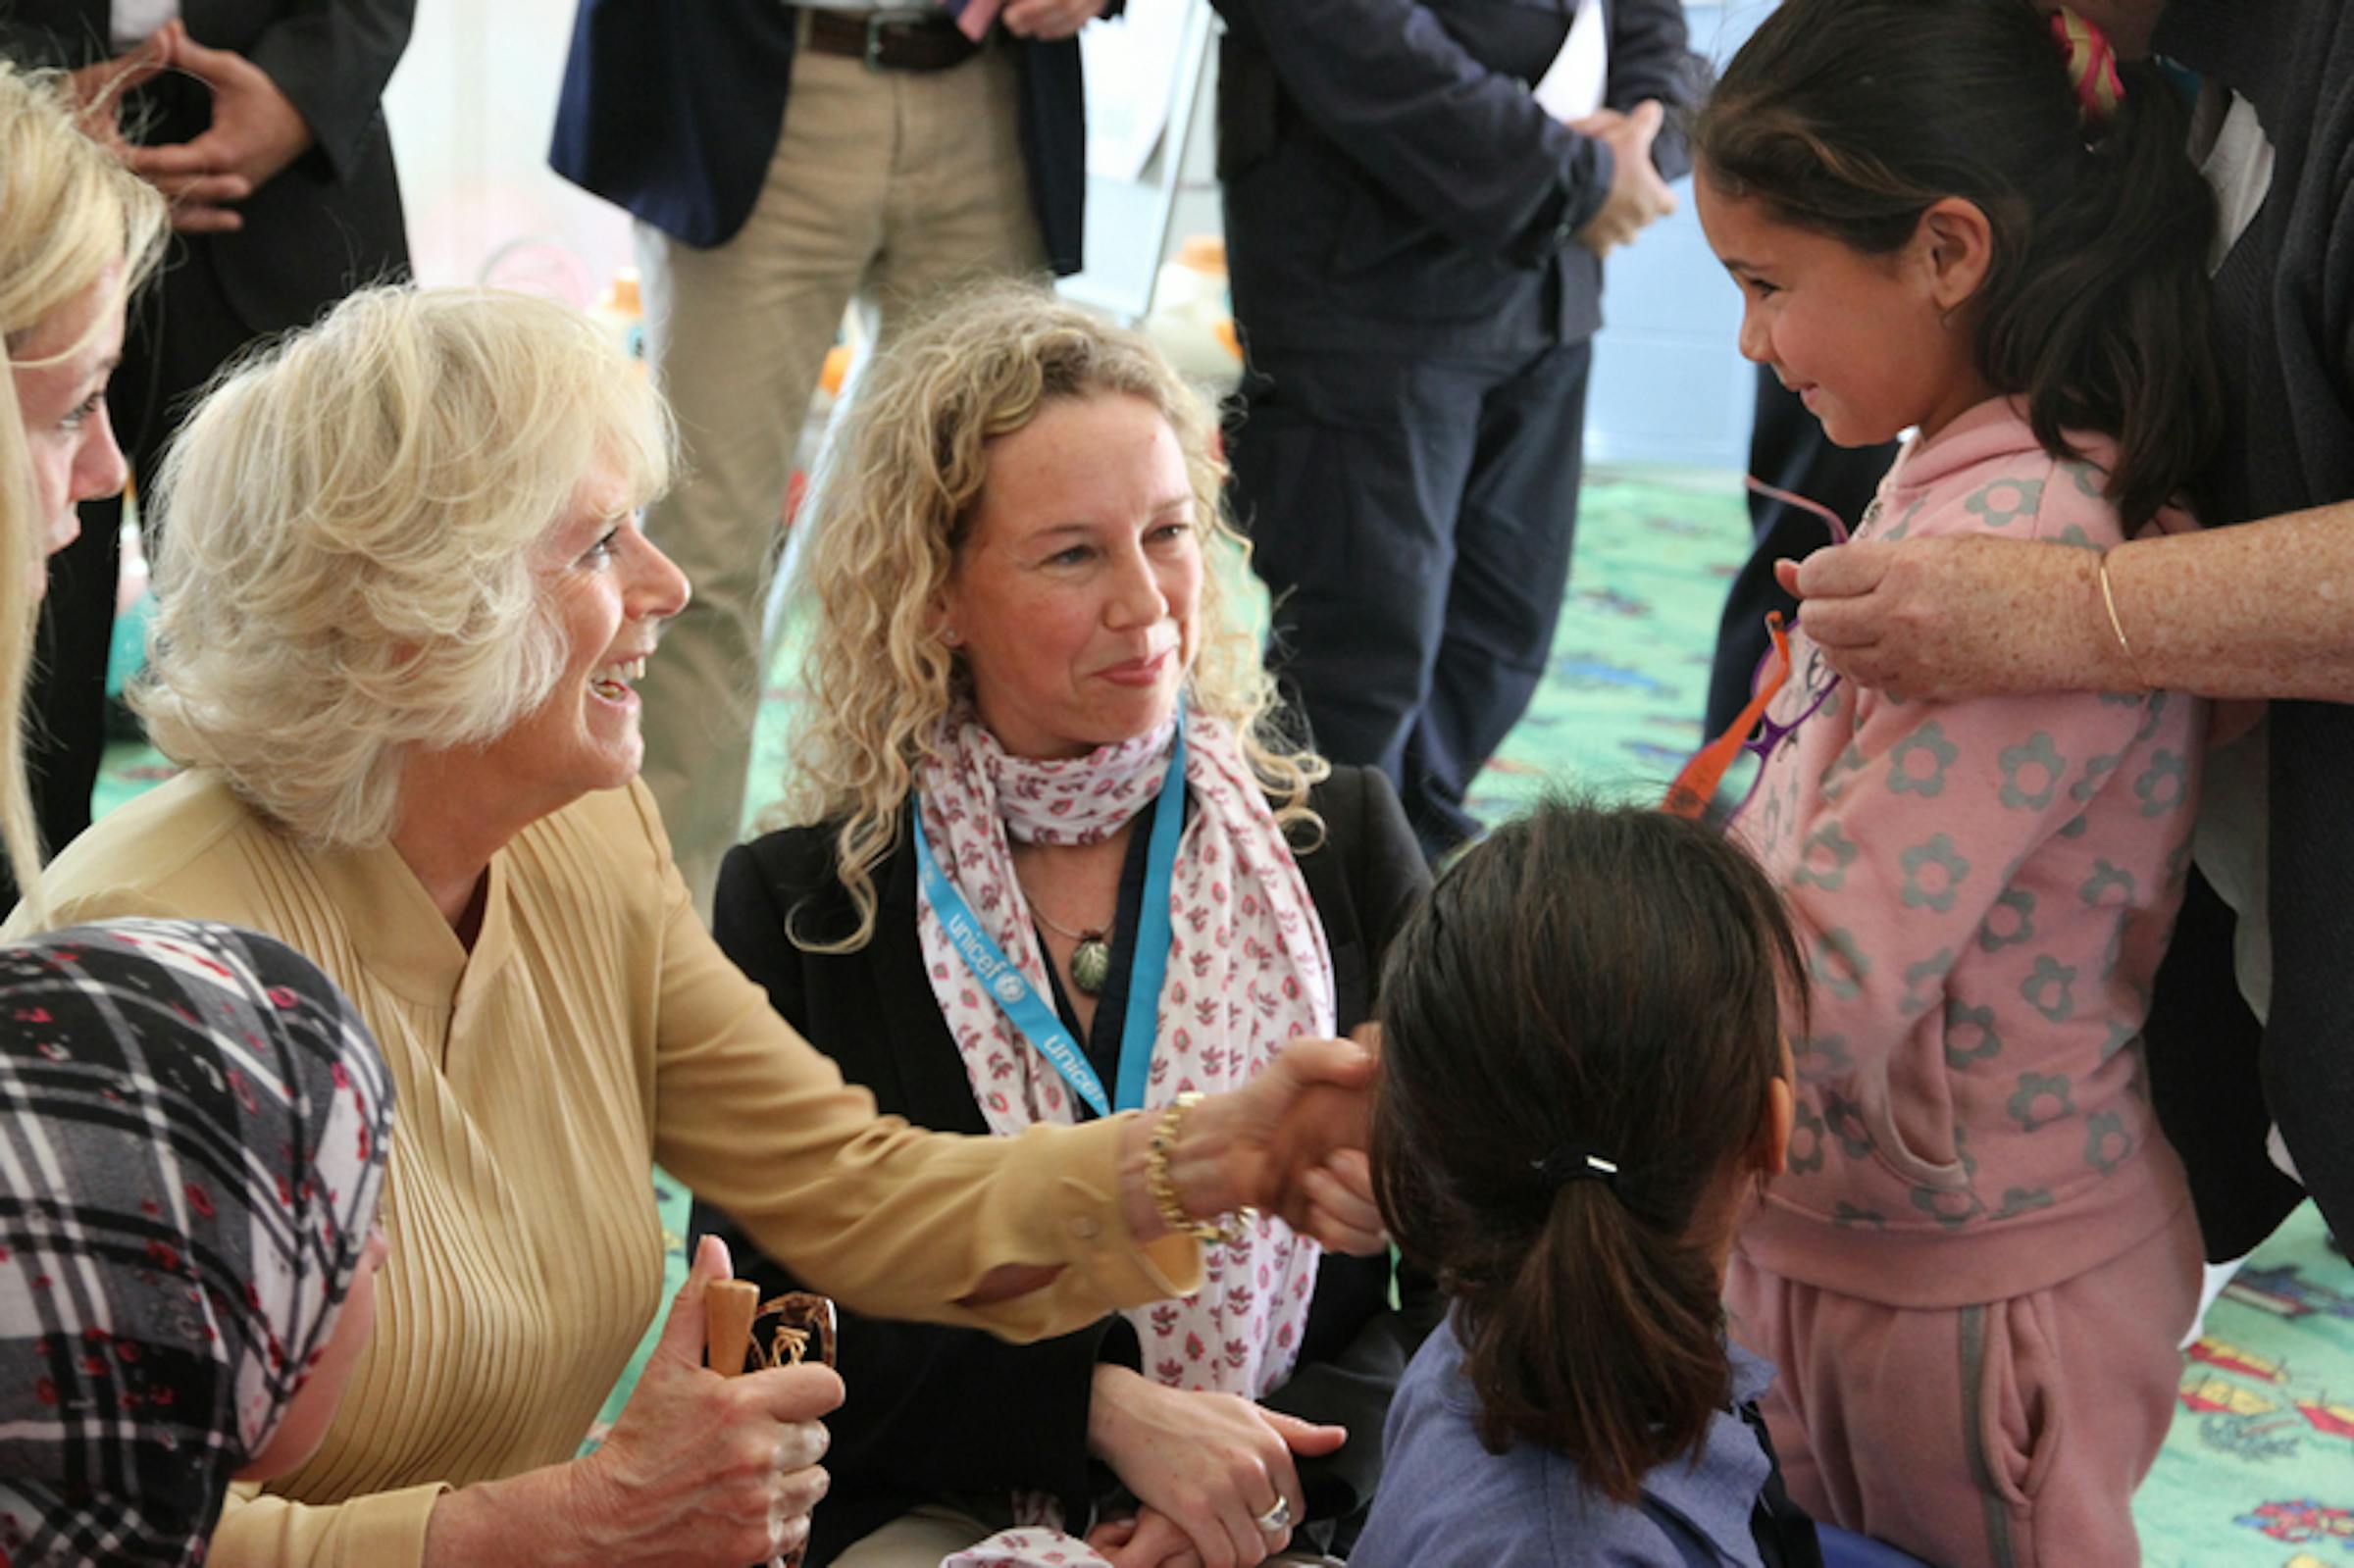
[1230,338,1591,860]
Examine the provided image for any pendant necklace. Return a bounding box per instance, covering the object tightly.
[1030,903,1114,995]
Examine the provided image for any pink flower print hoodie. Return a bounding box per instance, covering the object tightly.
[1734,397,2204,1309]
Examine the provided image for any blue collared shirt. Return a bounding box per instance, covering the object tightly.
[1354,1314,1777,1567]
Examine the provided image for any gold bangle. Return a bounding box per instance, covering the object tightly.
[1146,1091,1256,1248]
[2096,549,2155,692]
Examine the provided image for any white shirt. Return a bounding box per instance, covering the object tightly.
[1533,0,1610,125]
[111,0,180,52]
[2185,80,2293,1182]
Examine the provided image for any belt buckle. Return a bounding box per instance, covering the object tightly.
[864,12,890,71]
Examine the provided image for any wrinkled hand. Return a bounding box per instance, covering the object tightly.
[1572,98,1676,257]
[1181,1036,1385,1254]
[1779,534,2114,700]
[1086,1367,1345,1568]
[126,21,311,231]
[564,1237,843,1566]
[1001,0,1108,40]
[1088,1506,1203,1568]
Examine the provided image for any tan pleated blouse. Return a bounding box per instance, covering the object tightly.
[12,771,1199,1567]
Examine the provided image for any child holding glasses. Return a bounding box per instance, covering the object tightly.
[1354,800,1822,1568]
[1685,2,2217,1564]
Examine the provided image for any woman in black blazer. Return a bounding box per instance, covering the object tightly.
[693,282,1433,1568]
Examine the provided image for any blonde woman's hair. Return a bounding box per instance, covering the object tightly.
[132,286,672,850]
[0,64,166,909]
[785,278,1325,951]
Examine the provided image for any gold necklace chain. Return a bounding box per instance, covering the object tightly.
[1028,899,1112,941]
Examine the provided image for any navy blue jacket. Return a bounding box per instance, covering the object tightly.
[549,0,1090,273]
[1214,0,1703,355]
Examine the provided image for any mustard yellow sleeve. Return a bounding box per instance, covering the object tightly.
[643,821,1200,1339]
[211,1482,446,1568]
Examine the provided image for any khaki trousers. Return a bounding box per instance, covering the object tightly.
[635,31,1047,910]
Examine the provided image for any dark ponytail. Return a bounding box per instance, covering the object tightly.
[1694,0,2219,530]
[1369,800,1804,1504]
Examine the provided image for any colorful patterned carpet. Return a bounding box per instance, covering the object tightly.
[92,467,2354,1564]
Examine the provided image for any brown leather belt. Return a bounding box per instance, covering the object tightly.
[804,9,982,72]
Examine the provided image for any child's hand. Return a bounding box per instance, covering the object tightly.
[1088,1507,1205,1568]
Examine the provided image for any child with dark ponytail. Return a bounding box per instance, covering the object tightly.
[1354,800,1820,1567]
[1685,3,2218,1564]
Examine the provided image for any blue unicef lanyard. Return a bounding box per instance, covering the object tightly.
[910,714,1186,1118]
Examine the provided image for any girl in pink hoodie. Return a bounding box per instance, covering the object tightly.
[1686,3,2221,1565]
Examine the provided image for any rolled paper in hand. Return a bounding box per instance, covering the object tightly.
[704,1277,760,1377]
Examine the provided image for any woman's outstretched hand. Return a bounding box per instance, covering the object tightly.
[1143,1034,1387,1255]
[426,1237,843,1566]
[1085,1366,1345,1568]
[1779,535,2119,700]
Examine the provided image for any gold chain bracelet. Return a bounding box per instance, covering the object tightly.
[2096,549,2155,692]
[1147,1090,1256,1247]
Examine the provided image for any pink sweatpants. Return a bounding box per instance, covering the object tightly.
[1724,1204,2200,1568]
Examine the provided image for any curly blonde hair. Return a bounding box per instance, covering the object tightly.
[0,64,166,910]
[784,280,1323,950]
[132,286,672,850]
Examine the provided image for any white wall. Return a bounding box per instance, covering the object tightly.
[381,0,632,299]
[1576,1,1774,469]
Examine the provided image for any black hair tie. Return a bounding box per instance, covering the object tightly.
[1535,1141,1621,1190]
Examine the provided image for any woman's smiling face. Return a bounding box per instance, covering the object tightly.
[471,461,691,813]
[941,392,1203,759]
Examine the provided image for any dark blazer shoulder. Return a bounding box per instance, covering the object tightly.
[1294,764,1428,1033]
[726,820,861,918]
[549,0,799,249]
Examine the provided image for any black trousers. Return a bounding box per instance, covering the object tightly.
[1702,365,1900,736]
[19,244,258,899]
[1229,339,1592,861]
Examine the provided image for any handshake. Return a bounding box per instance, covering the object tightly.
[1123,1028,1387,1257]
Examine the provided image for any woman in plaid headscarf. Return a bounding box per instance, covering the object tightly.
[0,919,393,1566]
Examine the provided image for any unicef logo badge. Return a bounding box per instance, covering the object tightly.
[994,971,1026,1005]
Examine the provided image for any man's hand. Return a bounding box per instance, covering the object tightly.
[1570,98,1675,258]
[127,21,314,232]
[1001,0,1108,41]
[64,36,171,158]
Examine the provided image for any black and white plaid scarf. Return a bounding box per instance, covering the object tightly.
[0,921,392,1567]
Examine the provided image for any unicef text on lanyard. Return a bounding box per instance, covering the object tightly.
[910,715,1186,1119]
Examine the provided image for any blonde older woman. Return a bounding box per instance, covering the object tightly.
[12,285,1384,1568]
[695,283,1431,1568]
